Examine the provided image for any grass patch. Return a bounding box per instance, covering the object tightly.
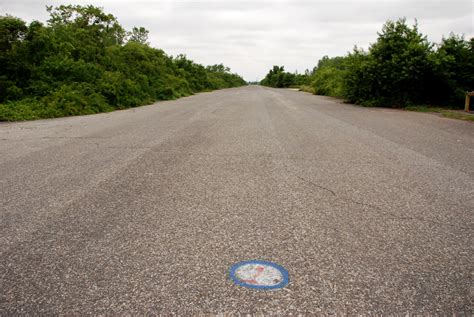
[404,105,444,113]
[404,105,474,122]
[441,111,474,122]
[298,85,315,94]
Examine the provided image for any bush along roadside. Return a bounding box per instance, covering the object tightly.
[260,19,473,111]
[0,5,247,121]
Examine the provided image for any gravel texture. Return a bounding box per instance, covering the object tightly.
[1,86,473,314]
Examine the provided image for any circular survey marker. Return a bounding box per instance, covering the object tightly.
[229,260,289,290]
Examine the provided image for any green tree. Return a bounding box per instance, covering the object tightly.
[0,15,28,101]
[129,26,149,44]
[46,5,126,47]
[311,55,347,97]
[343,19,435,106]
[431,34,474,106]
[0,5,246,121]
[260,65,310,88]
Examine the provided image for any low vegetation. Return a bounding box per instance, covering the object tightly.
[0,5,246,121]
[404,106,474,122]
[260,66,310,88]
[261,19,474,110]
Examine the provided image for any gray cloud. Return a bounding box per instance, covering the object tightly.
[1,0,473,80]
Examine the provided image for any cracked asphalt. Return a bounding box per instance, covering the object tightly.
[0,86,473,314]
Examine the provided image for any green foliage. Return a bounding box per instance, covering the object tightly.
[312,67,344,97]
[309,19,473,109]
[0,99,41,121]
[0,15,29,101]
[347,19,434,106]
[311,56,346,97]
[430,34,474,106]
[0,15,27,51]
[341,48,372,105]
[46,5,126,48]
[404,105,474,122]
[260,66,310,88]
[298,85,315,94]
[129,26,149,44]
[0,5,246,121]
[42,83,113,117]
[206,64,247,89]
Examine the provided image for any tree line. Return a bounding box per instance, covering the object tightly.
[261,19,474,108]
[0,5,246,121]
[259,66,310,88]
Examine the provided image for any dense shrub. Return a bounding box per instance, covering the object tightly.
[0,5,246,121]
[311,56,346,97]
[339,19,472,108]
[430,35,474,106]
[261,19,473,109]
[260,66,310,88]
[344,19,435,107]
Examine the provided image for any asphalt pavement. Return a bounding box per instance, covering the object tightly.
[1,86,473,314]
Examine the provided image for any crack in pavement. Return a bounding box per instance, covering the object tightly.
[296,175,337,196]
[296,175,470,230]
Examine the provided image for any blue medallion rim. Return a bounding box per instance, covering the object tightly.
[229,260,289,290]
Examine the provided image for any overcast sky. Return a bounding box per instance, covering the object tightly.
[1,0,473,80]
